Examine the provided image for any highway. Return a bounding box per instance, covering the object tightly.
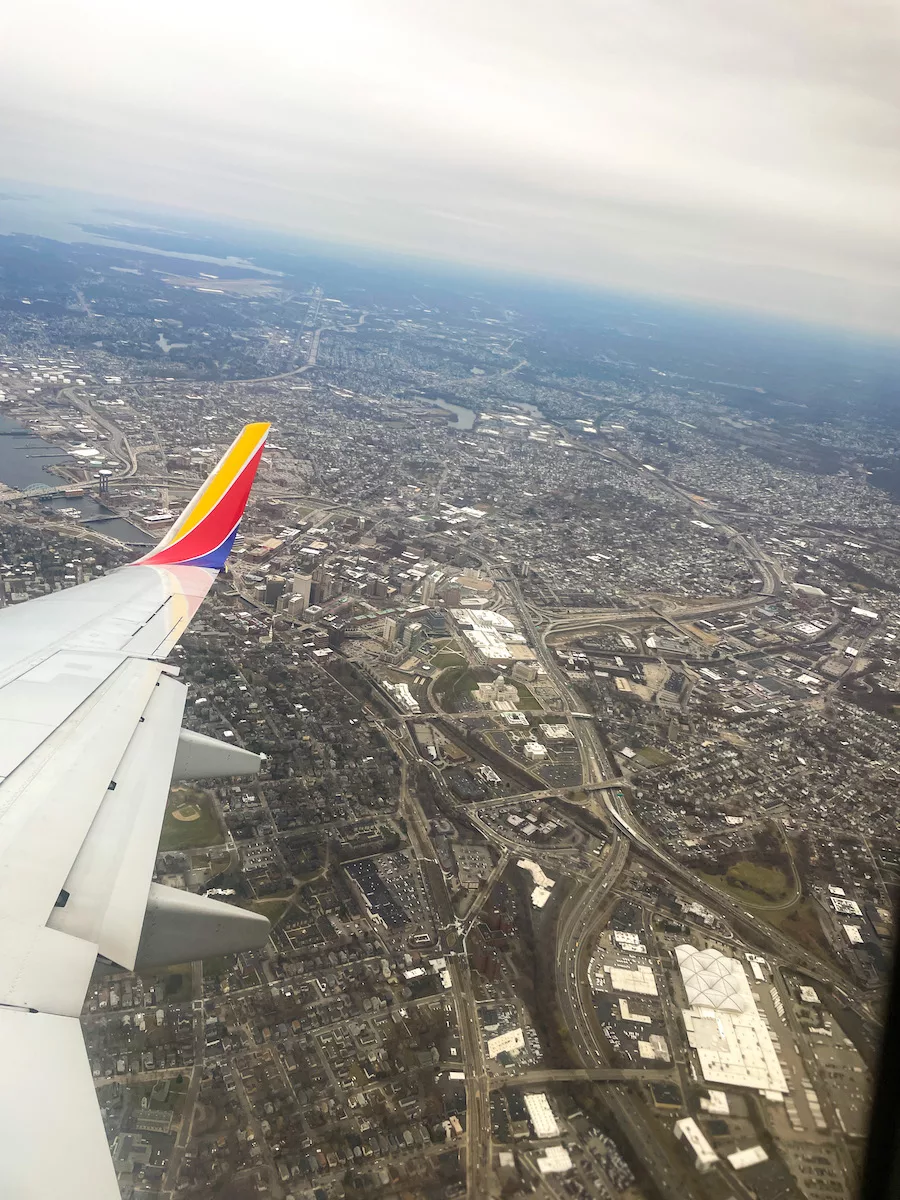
[500,565,699,1197]
[380,618,656,1200]
[372,686,670,1200]
[552,836,690,1200]
[373,510,804,1198]
[447,956,492,1200]
[63,385,138,479]
[504,573,613,785]
[0,383,138,505]
[582,437,784,599]
[542,507,782,644]
[339,614,870,1199]
[555,837,629,1065]
[544,590,773,639]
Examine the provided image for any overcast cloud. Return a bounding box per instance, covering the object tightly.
[1,0,898,332]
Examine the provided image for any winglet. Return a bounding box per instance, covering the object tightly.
[136,422,270,569]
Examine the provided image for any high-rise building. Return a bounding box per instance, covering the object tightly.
[311,565,337,603]
[265,574,286,607]
[402,621,423,650]
[291,573,312,610]
[422,575,437,604]
[383,616,398,645]
[443,585,461,607]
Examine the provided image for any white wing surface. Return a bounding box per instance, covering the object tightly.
[0,423,271,1198]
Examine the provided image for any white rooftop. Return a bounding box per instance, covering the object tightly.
[676,945,788,1095]
[674,1118,718,1170]
[487,1028,525,1058]
[606,963,658,996]
[728,1145,769,1170]
[524,1093,559,1139]
[676,944,749,1012]
[537,1146,573,1174]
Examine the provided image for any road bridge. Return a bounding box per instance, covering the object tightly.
[486,1066,677,1089]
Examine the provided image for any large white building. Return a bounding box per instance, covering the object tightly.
[487,1028,525,1058]
[524,1093,559,1139]
[675,945,788,1095]
[604,963,658,996]
[451,609,537,662]
[382,680,419,713]
[539,723,575,740]
[537,1146,573,1174]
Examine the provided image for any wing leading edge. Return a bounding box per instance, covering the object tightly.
[0,422,271,1198]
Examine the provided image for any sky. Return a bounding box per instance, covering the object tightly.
[1,0,899,334]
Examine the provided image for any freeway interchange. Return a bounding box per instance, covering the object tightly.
[504,575,700,1199]
[414,549,870,1199]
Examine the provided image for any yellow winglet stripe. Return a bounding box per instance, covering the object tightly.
[160,423,270,549]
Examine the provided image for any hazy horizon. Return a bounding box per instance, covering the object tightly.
[2,0,898,336]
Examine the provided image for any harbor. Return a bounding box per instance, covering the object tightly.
[0,417,153,547]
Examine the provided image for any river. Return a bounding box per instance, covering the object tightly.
[515,401,547,421]
[0,415,152,546]
[429,398,549,431]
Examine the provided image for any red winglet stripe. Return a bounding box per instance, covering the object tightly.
[142,442,265,566]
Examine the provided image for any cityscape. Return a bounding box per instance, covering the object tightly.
[1,216,899,1200]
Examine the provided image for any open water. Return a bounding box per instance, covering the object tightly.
[0,415,152,546]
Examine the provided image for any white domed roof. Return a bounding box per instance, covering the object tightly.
[675,944,750,1013]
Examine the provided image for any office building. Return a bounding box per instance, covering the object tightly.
[291,573,312,610]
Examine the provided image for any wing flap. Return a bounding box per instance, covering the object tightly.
[50,672,188,969]
[0,657,163,928]
[0,1009,119,1199]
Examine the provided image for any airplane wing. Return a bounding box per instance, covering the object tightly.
[0,422,274,1198]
